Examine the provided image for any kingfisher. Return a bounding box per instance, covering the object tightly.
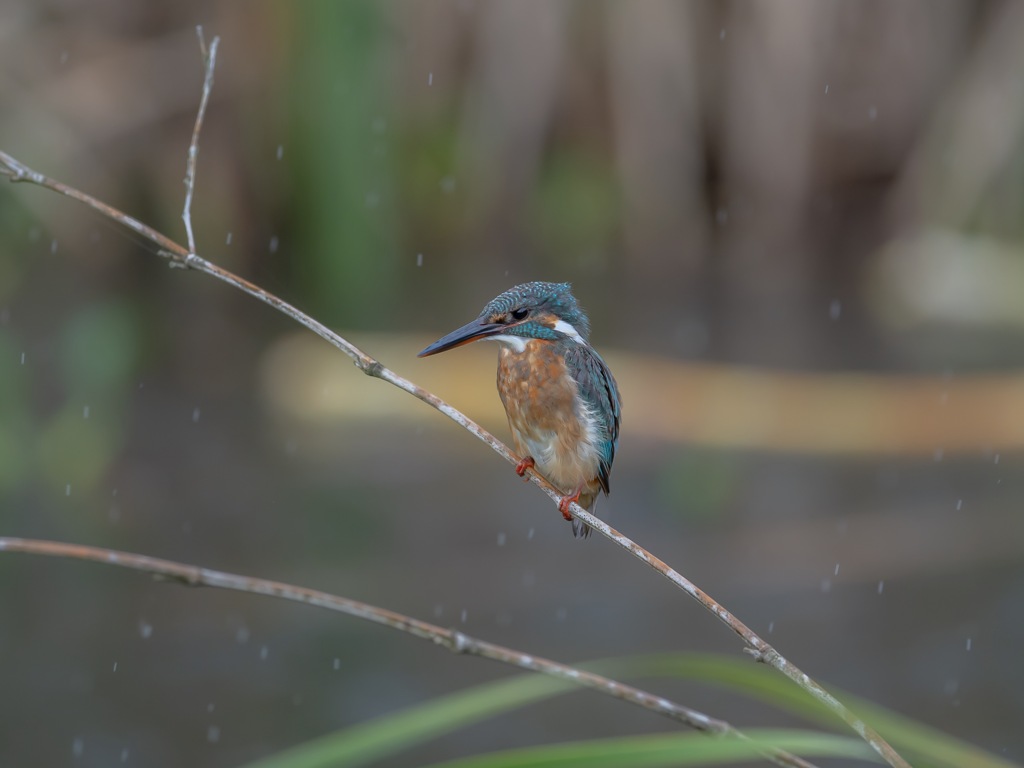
[418,282,621,537]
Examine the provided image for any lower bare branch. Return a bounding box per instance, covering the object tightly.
[0,536,823,768]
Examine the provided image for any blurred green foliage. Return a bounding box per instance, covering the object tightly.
[287,2,400,328]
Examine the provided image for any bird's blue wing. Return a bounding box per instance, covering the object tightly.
[565,345,621,495]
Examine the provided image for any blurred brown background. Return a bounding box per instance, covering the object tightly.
[1,1,1022,766]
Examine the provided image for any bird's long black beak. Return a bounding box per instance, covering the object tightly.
[417,317,504,357]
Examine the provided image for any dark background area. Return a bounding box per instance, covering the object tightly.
[1,1,1022,766]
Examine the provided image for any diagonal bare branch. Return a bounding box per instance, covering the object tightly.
[0,37,909,768]
[0,536,825,768]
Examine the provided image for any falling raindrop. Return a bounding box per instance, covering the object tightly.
[51,239,59,254]
[956,499,963,511]
[269,236,279,254]
[877,580,885,594]
[768,621,775,634]
[416,253,424,267]
[829,299,841,320]
[112,661,118,672]
[497,532,506,547]
[824,83,830,95]
[276,145,284,161]
[225,231,233,245]
[460,609,468,623]
[868,105,878,121]
[139,621,153,639]
[428,72,433,86]
[966,637,972,651]
[834,563,840,576]
[66,483,72,496]
[333,658,341,671]
[192,407,201,423]
[72,738,84,758]
[235,626,250,644]
[259,645,269,661]
[83,405,90,419]
[207,726,221,744]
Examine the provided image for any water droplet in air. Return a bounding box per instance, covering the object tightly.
[192,407,201,423]
[877,580,885,594]
[956,499,962,511]
[269,236,279,254]
[83,405,90,419]
[333,658,341,671]
[226,231,233,245]
[829,299,841,320]
[139,621,153,639]
[276,145,284,160]
[235,626,250,644]
[416,253,424,267]
[966,637,972,651]
[207,725,220,743]
[497,532,506,547]
[260,645,269,661]
[72,737,84,758]
[428,72,433,86]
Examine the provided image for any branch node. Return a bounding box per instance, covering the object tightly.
[361,359,384,378]
[448,629,470,654]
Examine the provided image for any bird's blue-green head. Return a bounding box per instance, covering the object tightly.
[418,281,591,356]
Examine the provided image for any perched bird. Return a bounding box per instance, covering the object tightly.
[418,282,621,537]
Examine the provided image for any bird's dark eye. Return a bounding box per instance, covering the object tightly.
[510,307,529,321]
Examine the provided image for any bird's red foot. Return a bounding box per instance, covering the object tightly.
[514,456,535,479]
[558,487,582,521]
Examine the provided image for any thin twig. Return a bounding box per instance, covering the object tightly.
[0,537,824,768]
[181,26,219,254]
[0,48,909,768]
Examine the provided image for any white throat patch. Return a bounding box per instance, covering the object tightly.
[487,334,528,353]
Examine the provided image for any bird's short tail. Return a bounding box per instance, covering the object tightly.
[571,519,592,538]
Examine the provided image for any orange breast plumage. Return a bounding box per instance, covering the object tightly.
[496,340,604,509]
